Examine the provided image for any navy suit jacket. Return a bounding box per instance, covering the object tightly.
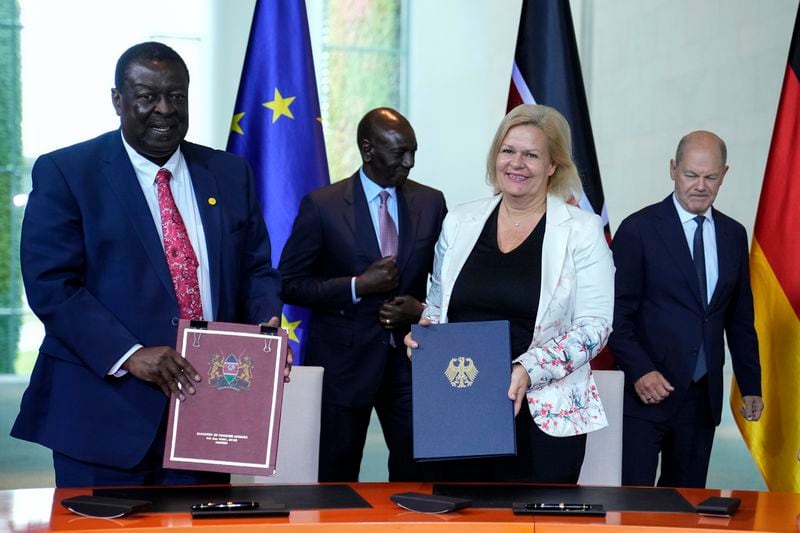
[12,130,282,468]
[279,173,446,407]
[609,195,761,425]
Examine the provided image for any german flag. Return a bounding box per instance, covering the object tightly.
[731,6,800,492]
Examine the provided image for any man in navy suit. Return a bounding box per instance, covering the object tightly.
[610,131,763,488]
[12,42,285,487]
[279,108,446,481]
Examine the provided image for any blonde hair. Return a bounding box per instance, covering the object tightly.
[486,104,582,202]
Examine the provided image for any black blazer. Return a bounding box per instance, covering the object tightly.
[609,195,761,425]
[279,173,446,406]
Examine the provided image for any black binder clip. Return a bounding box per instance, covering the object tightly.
[260,325,278,335]
[189,320,208,330]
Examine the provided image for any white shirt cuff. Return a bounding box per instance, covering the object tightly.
[351,276,361,303]
[109,344,142,377]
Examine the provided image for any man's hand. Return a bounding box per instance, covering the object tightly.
[739,395,763,421]
[403,316,430,359]
[263,316,292,383]
[508,364,531,416]
[123,346,200,401]
[355,256,399,296]
[379,295,423,329]
[634,370,675,405]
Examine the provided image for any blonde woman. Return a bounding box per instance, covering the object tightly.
[406,104,614,482]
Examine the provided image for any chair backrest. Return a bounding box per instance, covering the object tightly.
[578,369,624,486]
[231,365,324,484]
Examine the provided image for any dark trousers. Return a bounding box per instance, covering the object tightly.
[318,347,420,482]
[53,415,229,487]
[422,407,587,483]
[622,377,715,488]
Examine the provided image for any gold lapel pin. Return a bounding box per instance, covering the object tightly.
[208,197,217,206]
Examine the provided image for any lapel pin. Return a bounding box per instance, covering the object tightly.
[208,197,217,206]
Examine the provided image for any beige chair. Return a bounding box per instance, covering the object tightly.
[232,365,324,484]
[578,369,624,486]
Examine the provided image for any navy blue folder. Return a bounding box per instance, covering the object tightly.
[411,320,516,461]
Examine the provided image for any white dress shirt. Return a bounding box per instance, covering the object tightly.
[672,193,719,303]
[109,133,212,375]
[350,168,399,302]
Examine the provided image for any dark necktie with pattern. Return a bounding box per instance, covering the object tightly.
[156,168,203,320]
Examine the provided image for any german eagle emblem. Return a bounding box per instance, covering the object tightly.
[445,356,478,388]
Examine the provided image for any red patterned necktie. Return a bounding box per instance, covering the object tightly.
[155,168,204,320]
[378,191,398,257]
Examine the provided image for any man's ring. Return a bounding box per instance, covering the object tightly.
[384,319,390,324]
[646,396,653,401]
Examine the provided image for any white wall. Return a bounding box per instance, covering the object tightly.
[406,0,522,207]
[575,0,796,234]
[20,0,218,158]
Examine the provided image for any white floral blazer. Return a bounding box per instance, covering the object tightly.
[422,194,614,436]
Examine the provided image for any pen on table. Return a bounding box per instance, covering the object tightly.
[525,502,590,511]
[191,501,259,511]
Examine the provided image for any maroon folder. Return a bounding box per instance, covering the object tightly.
[163,320,288,476]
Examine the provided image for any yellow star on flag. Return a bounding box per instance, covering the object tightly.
[263,88,296,123]
[230,112,245,135]
[281,313,301,343]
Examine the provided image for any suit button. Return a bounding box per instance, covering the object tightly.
[171,317,179,326]
[338,310,344,315]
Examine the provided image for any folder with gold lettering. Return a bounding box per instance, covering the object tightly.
[411,320,516,460]
[163,320,288,475]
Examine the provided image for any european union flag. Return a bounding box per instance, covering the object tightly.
[227,0,330,364]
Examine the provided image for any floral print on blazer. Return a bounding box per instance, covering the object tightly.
[422,194,614,436]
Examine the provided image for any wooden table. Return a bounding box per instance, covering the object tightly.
[3,483,800,532]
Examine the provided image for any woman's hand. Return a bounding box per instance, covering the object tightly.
[508,363,531,415]
[403,316,431,359]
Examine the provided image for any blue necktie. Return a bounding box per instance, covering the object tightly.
[692,215,708,381]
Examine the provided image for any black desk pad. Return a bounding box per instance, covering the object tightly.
[433,484,695,513]
[94,484,370,513]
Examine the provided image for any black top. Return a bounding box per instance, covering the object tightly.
[449,205,545,357]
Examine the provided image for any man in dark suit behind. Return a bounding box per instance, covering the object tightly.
[279,108,446,481]
[12,42,286,487]
[609,131,763,488]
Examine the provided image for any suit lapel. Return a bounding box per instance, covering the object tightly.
[101,134,175,302]
[345,174,382,260]
[537,196,570,326]
[654,196,706,310]
[709,210,733,311]
[184,144,222,318]
[396,187,418,271]
[444,196,498,288]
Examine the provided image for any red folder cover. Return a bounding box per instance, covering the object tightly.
[163,320,288,475]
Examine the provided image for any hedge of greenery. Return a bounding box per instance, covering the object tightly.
[322,0,403,182]
[0,0,23,374]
